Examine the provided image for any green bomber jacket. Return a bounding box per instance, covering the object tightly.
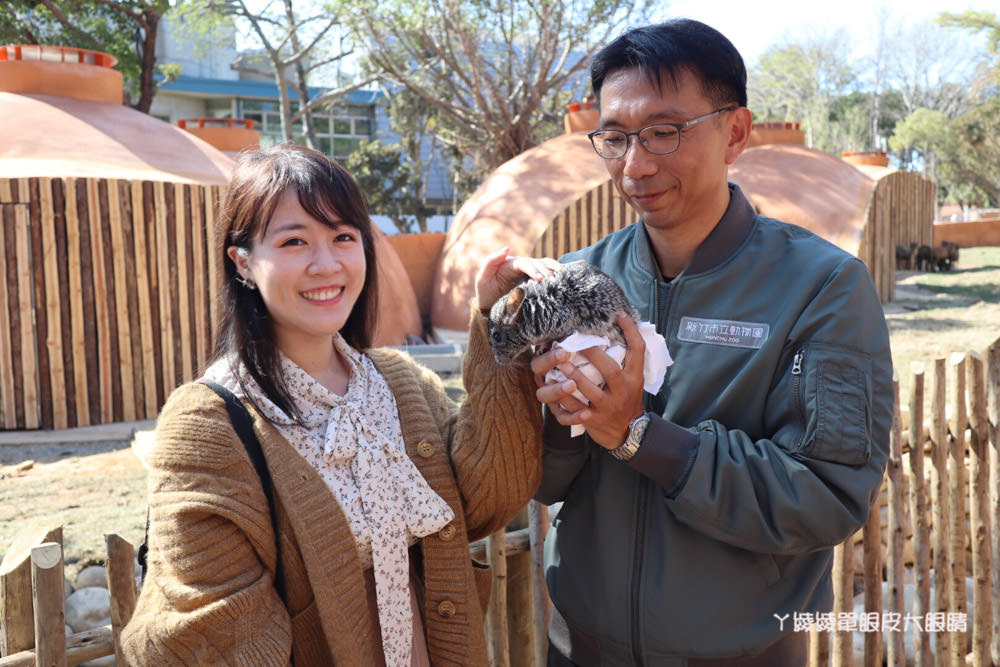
[536,183,894,665]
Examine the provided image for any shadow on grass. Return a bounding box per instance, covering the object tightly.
[886,317,980,334]
[908,281,1000,303]
[0,440,130,466]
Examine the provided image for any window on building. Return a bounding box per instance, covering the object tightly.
[239,97,374,160]
[205,98,234,117]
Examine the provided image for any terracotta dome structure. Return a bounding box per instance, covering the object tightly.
[428,118,925,331]
[430,117,889,332]
[729,143,876,255]
[431,131,610,332]
[725,125,934,301]
[0,45,234,184]
[0,44,419,430]
[372,228,423,345]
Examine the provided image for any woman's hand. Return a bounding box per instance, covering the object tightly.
[474,246,562,312]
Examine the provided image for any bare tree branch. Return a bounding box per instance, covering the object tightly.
[350,0,649,180]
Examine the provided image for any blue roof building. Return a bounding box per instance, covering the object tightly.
[149,18,454,218]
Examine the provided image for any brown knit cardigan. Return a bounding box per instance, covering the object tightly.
[121,311,543,665]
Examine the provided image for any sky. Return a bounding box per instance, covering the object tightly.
[661,0,996,65]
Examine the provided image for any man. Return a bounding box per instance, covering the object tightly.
[532,19,893,666]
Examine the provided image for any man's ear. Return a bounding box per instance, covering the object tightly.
[724,107,753,165]
[504,287,525,320]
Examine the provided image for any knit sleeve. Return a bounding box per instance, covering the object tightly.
[446,307,544,541]
[121,383,293,666]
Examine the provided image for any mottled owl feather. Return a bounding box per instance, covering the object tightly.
[487,262,640,365]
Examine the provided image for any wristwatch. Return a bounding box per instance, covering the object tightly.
[609,413,649,461]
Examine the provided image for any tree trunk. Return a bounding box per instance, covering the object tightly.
[133,10,159,113]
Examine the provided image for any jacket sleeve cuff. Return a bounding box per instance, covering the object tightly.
[629,415,700,498]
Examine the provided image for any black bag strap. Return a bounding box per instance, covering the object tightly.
[138,382,286,604]
[200,381,286,604]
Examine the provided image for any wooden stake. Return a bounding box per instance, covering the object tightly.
[154,181,175,398]
[831,540,854,666]
[107,180,136,422]
[14,198,39,429]
[909,363,931,667]
[985,339,1000,667]
[529,501,551,666]
[862,474,884,667]
[30,543,66,667]
[205,185,222,344]
[486,529,509,666]
[886,378,907,667]
[175,184,193,381]
[948,353,968,667]
[929,358,951,664]
[0,198,18,429]
[105,534,138,664]
[966,351,993,667]
[131,180,157,417]
[0,523,62,656]
[189,185,209,371]
[64,178,90,426]
[38,178,67,429]
[86,178,113,424]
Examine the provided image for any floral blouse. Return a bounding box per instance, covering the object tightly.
[202,334,454,666]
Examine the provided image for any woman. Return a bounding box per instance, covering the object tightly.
[121,144,553,665]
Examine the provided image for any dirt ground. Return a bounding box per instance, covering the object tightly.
[0,440,140,471]
[0,439,148,572]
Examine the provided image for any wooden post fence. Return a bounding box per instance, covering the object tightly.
[0,176,223,431]
[803,339,999,666]
[0,529,137,667]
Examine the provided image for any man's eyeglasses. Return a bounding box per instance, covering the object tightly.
[588,106,737,160]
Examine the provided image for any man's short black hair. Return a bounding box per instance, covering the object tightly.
[590,19,748,109]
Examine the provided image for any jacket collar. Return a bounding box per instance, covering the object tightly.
[632,182,757,279]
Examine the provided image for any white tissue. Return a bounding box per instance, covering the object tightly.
[544,321,672,436]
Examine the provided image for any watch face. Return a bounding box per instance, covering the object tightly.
[630,415,649,445]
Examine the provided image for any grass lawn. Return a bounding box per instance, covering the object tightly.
[884,245,1000,404]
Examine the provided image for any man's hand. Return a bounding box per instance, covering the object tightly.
[531,313,647,450]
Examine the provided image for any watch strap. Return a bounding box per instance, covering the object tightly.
[609,413,649,461]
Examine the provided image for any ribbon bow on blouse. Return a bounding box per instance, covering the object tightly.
[320,355,454,667]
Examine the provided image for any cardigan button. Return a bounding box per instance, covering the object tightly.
[417,440,435,458]
[438,524,457,541]
[437,600,456,618]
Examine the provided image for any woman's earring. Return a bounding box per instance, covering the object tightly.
[236,274,257,290]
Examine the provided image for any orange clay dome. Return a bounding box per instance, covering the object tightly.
[431,132,611,332]
[729,143,876,255]
[371,227,423,346]
[0,45,234,184]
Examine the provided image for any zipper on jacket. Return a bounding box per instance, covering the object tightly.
[791,348,806,449]
[630,477,649,665]
[627,278,665,666]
